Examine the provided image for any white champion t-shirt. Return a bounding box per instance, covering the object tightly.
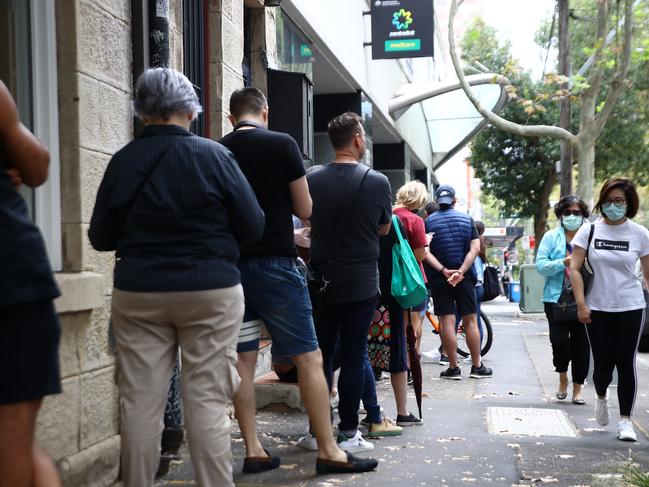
[572,218,649,312]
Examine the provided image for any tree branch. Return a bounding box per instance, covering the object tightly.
[584,0,612,99]
[591,0,634,139]
[448,0,579,144]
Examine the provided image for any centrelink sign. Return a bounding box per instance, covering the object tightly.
[371,0,434,60]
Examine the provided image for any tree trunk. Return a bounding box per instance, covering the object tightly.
[576,138,596,209]
[533,163,556,256]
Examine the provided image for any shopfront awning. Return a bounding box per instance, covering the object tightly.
[389,74,510,170]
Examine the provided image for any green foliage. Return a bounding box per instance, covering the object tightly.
[461,17,513,73]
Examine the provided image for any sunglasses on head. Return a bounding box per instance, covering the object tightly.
[562,210,582,216]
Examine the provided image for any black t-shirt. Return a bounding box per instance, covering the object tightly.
[220,128,306,259]
[307,163,392,303]
[0,161,60,308]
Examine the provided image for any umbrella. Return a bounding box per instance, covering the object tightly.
[406,313,423,419]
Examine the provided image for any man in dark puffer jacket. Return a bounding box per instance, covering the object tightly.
[424,185,493,380]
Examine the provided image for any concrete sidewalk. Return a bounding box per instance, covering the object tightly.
[152,300,649,486]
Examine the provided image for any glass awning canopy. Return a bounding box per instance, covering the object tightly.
[389,74,509,170]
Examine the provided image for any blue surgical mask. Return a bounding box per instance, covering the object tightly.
[602,203,627,221]
[562,214,583,231]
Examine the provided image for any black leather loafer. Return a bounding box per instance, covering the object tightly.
[242,449,280,474]
[316,452,378,474]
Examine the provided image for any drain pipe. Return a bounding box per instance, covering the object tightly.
[149,0,170,67]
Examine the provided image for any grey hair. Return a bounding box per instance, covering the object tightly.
[133,68,202,121]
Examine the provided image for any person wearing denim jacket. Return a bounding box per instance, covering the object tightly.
[536,195,590,405]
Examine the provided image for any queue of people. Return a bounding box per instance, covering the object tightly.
[2,66,649,487]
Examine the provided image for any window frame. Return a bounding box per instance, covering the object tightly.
[30,0,62,271]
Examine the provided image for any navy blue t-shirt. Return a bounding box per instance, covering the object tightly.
[0,162,60,308]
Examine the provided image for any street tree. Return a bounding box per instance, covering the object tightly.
[449,0,639,206]
[535,0,649,185]
[461,18,560,245]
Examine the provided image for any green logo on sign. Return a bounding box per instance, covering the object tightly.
[385,39,421,52]
[392,8,413,31]
[300,45,312,57]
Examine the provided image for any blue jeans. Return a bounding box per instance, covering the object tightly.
[317,295,382,432]
[238,257,319,356]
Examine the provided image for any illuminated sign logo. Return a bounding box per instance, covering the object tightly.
[392,9,413,30]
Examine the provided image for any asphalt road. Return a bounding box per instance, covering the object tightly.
[156,298,649,487]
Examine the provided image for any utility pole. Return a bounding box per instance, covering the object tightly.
[558,0,572,196]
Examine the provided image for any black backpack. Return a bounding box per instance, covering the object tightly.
[482,265,501,302]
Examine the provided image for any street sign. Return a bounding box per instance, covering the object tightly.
[485,227,507,237]
[506,250,519,265]
[371,0,434,60]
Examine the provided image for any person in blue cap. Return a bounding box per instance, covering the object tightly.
[424,185,493,380]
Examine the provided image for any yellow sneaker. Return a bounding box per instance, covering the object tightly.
[367,416,403,437]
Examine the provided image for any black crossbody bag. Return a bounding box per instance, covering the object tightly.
[553,224,595,323]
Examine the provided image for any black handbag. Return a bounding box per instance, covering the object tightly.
[552,286,578,323]
[482,265,500,302]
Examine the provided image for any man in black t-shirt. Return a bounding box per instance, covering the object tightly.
[308,112,402,449]
[220,89,377,475]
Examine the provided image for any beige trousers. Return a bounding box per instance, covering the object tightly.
[111,286,244,487]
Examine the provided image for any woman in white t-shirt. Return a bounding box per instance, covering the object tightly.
[571,178,649,443]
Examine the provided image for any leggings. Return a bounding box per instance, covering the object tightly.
[544,303,590,384]
[586,309,644,417]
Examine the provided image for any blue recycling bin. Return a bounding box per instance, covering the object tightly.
[509,281,521,302]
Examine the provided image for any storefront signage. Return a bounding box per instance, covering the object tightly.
[371,0,433,60]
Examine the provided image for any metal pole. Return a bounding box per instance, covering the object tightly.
[558,0,572,196]
[149,0,170,67]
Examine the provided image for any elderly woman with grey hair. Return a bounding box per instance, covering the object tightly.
[89,68,265,487]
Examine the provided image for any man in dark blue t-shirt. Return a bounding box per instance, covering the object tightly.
[425,185,492,380]
[308,112,402,448]
[220,89,377,475]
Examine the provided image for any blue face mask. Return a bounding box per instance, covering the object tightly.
[562,214,583,231]
[602,203,627,221]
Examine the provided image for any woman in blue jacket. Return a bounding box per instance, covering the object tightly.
[536,195,590,405]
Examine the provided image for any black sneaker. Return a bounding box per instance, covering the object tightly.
[373,368,383,382]
[470,363,493,379]
[438,354,450,366]
[440,366,461,380]
[396,412,423,426]
[407,370,414,386]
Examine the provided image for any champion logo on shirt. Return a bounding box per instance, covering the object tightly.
[594,239,630,251]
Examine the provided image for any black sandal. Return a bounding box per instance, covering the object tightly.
[316,452,378,474]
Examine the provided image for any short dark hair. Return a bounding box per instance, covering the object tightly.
[475,220,485,235]
[229,87,268,119]
[553,195,590,219]
[425,201,440,216]
[595,178,640,218]
[327,112,362,150]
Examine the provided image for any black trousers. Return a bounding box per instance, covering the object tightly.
[587,309,644,417]
[544,303,590,384]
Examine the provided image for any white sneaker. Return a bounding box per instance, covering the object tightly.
[336,430,374,452]
[421,349,441,363]
[297,432,319,451]
[595,395,610,426]
[618,419,637,442]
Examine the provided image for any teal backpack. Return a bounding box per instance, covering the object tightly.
[390,215,427,308]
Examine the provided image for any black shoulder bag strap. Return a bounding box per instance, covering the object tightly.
[120,138,175,225]
[317,163,371,290]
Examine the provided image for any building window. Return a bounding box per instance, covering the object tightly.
[0,0,62,270]
[183,0,205,136]
[275,10,314,80]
